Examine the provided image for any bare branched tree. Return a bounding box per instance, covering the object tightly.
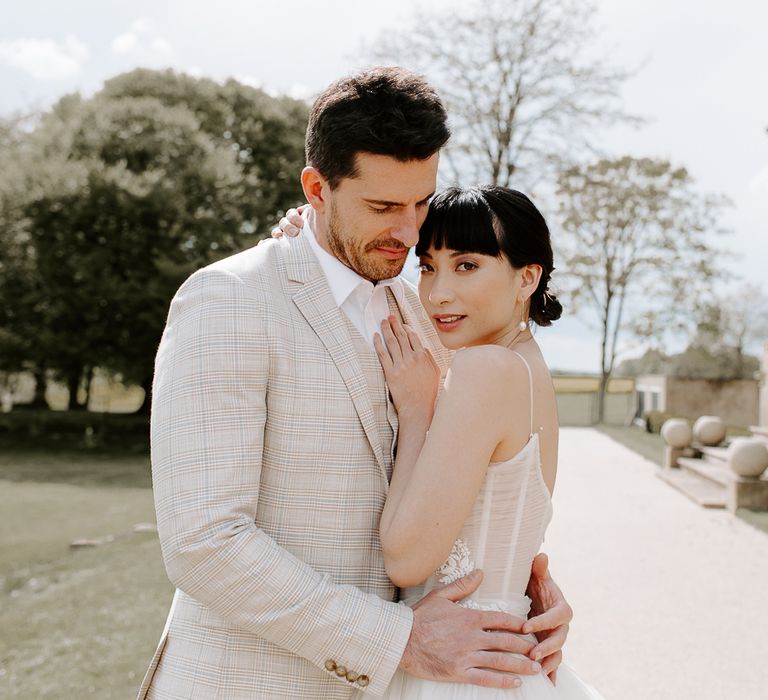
[556,156,729,422]
[368,0,637,187]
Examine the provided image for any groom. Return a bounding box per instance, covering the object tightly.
[139,67,571,699]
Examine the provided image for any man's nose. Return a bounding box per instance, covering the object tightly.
[391,211,420,248]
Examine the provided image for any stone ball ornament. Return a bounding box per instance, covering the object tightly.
[693,416,725,447]
[727,438,768,478]
[661,419,693,449]
[693,415,726,446]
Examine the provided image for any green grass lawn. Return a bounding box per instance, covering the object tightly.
[0,452,173,700]
[594,424,664,466]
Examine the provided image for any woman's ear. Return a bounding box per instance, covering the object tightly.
[518,264,543,303]
[301,167,329,214]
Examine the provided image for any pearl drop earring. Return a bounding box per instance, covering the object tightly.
[519,320,527,332]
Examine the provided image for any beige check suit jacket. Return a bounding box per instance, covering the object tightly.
[138,233,452,699]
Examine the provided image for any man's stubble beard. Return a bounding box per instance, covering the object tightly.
[326,199,408,282]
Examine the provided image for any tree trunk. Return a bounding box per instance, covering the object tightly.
[67,366,86,411]
[30,367,50,409]
[136,375,152,415]
[597,372,609,424]
[83,366,95,410]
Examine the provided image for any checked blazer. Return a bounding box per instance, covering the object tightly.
[138,232,452,699]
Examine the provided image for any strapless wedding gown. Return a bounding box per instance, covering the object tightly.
[381,352,605,699]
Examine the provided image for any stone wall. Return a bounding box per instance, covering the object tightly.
[760,342,768,427]
[556,391,636,426]
[665,377,759,428]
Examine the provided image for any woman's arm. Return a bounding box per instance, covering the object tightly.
[375,317,527,587]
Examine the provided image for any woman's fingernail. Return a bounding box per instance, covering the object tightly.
[531,662,542,673]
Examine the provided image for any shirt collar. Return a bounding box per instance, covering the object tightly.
[303,210,405,308]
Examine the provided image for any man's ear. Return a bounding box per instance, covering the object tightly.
[519,264,543,302]
[301,167,330,213]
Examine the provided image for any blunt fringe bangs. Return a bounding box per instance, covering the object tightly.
[416,187,502,258]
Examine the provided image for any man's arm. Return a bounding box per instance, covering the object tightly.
[151,266,412,696]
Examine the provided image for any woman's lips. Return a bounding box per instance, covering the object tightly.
[433,314,466,331]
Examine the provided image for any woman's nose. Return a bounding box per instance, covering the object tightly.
[428,280,455,305]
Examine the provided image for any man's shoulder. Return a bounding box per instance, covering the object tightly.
[178,237,291,298]
[206,238,284,284]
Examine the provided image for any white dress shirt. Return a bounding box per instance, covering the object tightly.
[304,212,406,347]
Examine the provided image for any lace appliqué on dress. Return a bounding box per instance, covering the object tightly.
[435,539,527,614]
[436,538,475,585]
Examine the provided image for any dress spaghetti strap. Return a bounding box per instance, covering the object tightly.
[510,350,534,437]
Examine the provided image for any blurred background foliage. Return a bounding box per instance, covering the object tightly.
[0,69,308,414]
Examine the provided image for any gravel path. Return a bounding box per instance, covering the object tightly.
[544,428,768,700]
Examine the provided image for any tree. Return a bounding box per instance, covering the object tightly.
[368,0,634,187]
[99,69,308,237]
[556,156,727,421]
[0,70,308,412]
[673,283,768,379]
[0,115,54,408]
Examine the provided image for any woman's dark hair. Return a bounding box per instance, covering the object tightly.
[305,66,450,189]
[416,186,562,327]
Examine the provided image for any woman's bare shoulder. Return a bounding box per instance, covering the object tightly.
[446,345,531,395]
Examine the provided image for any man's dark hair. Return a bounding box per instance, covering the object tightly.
[305,66,450,188]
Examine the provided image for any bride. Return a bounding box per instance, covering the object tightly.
[277,186,604,698]
[372,185,602,698]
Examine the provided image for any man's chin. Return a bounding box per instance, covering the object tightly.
[358,256,408,281]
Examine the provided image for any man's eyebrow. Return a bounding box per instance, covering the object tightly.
[363,192,436,207]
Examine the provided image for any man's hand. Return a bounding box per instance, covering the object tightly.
[400,570,543,690]
[523,552,572,685]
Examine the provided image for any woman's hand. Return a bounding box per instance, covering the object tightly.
[270,205,307,238]
[374,315,440,422]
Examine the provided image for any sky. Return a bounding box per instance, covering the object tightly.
[1,0,767,373]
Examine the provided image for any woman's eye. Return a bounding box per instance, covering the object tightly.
[457,261,477,271]
[417,263,434,273]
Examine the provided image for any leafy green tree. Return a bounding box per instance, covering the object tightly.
[99,69,308,236]
[1,70,308,412]
[0,116,54,407]
[557,156,728,421]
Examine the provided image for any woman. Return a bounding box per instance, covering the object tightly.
[277,186,603,698]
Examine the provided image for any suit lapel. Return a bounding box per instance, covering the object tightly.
[285,236,389,481]
[398,285,453,375]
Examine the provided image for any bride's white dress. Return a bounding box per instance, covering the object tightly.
[381,352,604,699]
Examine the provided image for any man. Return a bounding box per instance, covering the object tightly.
[139,67,570,699]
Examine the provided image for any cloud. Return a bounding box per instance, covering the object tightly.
[748,163,768,194]
[110,18,175,61]
[0,35,89,80]
[234,76,312,101]
[111,32,139,55]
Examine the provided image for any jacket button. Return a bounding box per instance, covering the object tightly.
[335,665,348,677]
[346,671,359,683]
[357,675,370,687]
[324,660,337,672]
